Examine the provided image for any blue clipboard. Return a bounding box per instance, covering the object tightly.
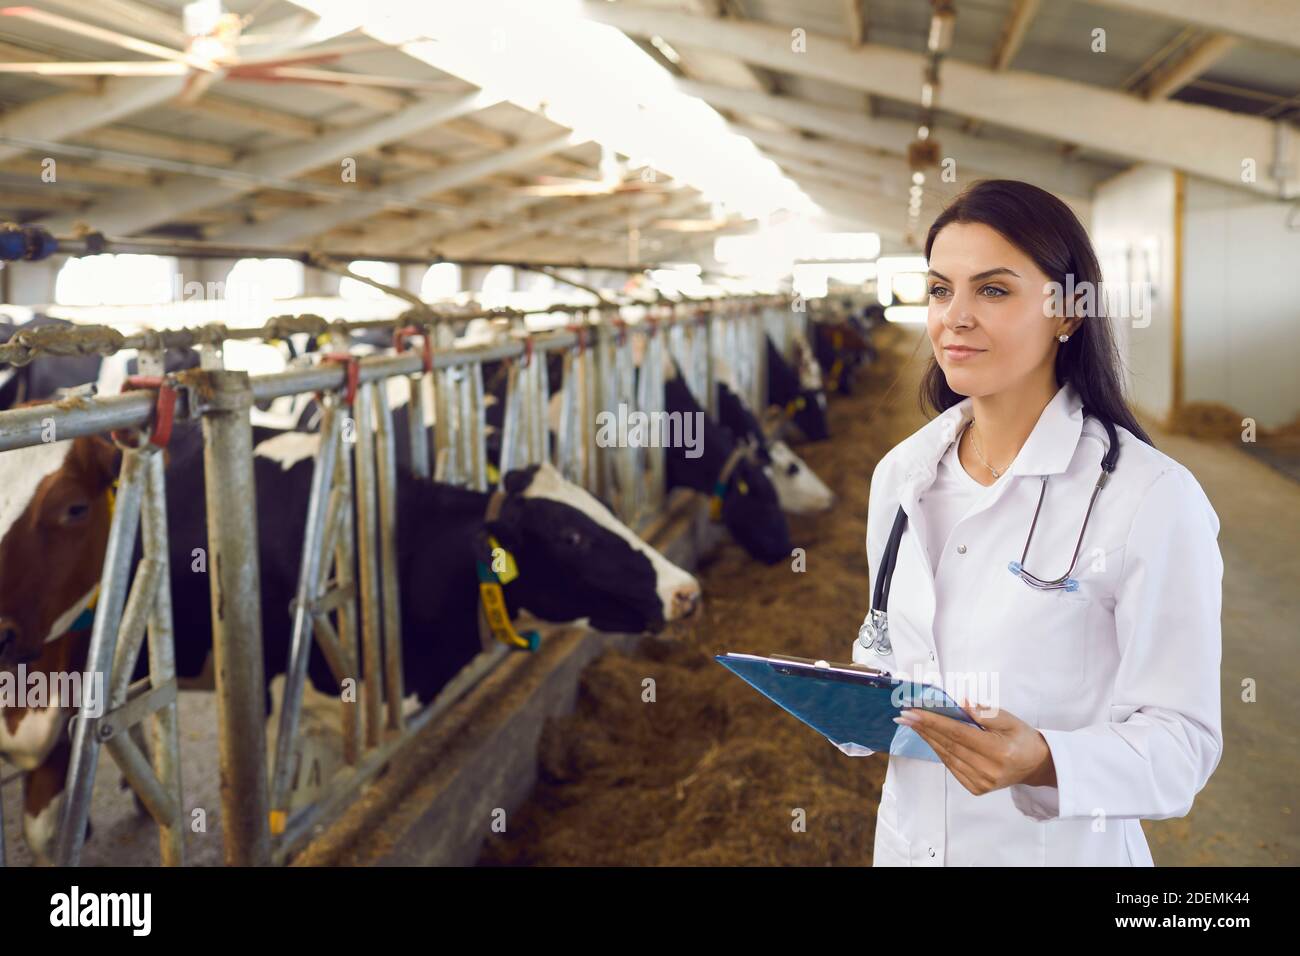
[715,652,983,761]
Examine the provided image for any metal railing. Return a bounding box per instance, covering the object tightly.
[0,293,790,866]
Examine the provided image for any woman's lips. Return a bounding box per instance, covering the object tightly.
[943,346,985,362]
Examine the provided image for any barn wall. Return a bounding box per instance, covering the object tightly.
[3,256,60,306]
[1182,175,1300,430]
[1090,164,1179,424]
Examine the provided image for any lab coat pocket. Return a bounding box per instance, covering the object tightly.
[1021,585,1092,700]
[975,569,1091,723]
[871,788,911,867]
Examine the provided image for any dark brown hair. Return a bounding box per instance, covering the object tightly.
[922,179,1153,447]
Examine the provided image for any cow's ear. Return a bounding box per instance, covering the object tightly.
[502,466,537,496]
[82,435,122,490]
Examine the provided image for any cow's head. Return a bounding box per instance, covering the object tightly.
[483,462,701,632]
[716,451,791,564]
[0,436,117,672]
[715,382,834,517]
[767,440,835,515]
[766,337,830,441]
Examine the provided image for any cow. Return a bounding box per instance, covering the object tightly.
[411,349,794,566]
[288,340,794,566]
[714,381,835,515]
[0,433,115,861]
[0,419,701,863]
[765,337,830,442]
[660,370,791,564]
[810,306,878,397]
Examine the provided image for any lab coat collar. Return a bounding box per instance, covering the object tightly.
[899,381,1085,491]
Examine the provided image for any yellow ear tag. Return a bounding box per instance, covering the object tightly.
[709,495,723,521]
[486,462,501,484]
[478,580,532,649]
[269,810,286,836]
[737,480,749,495]
[487,534,519,584]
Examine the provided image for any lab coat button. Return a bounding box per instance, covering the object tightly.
[956,544,967,554]
[928,847,936,858]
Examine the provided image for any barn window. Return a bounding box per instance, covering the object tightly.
[420,262,462,300]
[480,264,515,294]
[54,254,177,306]
[339,260,402,300]
[225,258,305,300]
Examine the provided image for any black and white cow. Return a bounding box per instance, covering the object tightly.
[715,381,835,515]
[168,422,702,703]
[661,372,791,565]
[766,336,830,442]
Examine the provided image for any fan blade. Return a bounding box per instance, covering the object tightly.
[34,0,189,46]
[228,65,462,93]
[0,6,197,66]
[0,60,190,75]
[511,182,620,197]
[233,38,405,68]
[650,218,732,232]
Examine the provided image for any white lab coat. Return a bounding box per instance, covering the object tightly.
[843,381,1224,866]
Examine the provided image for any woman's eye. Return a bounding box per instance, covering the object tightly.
[981,285,1008,297]
[929,285,949,298]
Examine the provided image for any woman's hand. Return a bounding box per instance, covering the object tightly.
[895,699,1057,795]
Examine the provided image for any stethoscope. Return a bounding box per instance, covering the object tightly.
[857,410,1120,658]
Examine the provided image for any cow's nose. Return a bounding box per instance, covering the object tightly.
[671,583,702,620]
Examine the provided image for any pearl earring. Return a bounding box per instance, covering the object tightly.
[1058,333,1070,343]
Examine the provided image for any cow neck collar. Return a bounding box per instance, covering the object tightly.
[475,488,540,652]
[709,442,750,521]
[45,483,116,646]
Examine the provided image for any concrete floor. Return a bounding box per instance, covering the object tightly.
[1,690,226,867]
[1135,410,1299,865]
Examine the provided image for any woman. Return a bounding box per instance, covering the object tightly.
[843,179,1224,866]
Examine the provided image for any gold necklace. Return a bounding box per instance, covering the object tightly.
[964,419,1010,478]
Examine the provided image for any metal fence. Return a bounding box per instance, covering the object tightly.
[0,294,789,866]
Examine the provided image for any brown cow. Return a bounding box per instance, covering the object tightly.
[0,434,117,863]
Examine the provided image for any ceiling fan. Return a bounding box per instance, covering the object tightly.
[0,1,461,101]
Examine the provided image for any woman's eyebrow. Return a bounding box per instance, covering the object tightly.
[926,267,1021,282]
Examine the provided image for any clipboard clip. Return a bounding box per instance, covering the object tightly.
[767,653,892,678]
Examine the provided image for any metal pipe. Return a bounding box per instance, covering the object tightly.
[198,369,271,866]
[270,403,341,827]
[142,446,184,866]
[352,383,385,747]
[0,392,156,451]
[332,436,362,767]
[405,372,431,480]
[4,225,705,275]
[55,446,146,865]
[0,294,785,369]
[373,384,406,731]
[467,361,488,492]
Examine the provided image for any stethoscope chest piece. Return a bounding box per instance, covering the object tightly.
[857,608,892,656]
